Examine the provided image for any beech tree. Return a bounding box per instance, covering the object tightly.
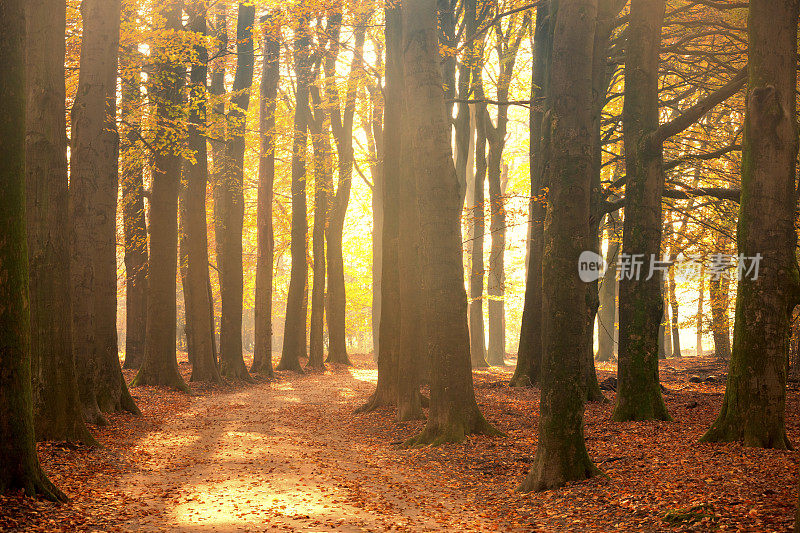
[25,0,96,444]
[401,0,498,444]
[278,5,313,372]
[0,0,66,498]
[181,0,221,383]
[71,0,141,417]
[701,0,799,449]
[216,2,256,380]
[132,0,189,391]
[519,0,600,492]
[120,0,148,371]
[251,13,281,378]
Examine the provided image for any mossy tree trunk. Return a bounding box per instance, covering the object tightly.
[25,0,96,445]
[252,14,280,378]
[613,0,671,422]
[709,267,732,361]
[0,0,67,497]
[278,6,312,373]
[400,0,499,445]
[182,0,221,383]
[701,0,800,449]
[71,0,142,414]
[519,0,601,492]
[511,2,552,387]
[132,0,189,392]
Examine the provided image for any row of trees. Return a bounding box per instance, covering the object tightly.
[1,0,798,504]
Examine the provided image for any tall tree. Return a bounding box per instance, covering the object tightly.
[613,0,746,420]
[251,13,280,378]
[356,3,401,413]
[71,0,141,418]
[182,0,221,383]
[701,0,799,449]
[120,0,149,371]
[217,2,256,380]
[401,0,499,444]
[485,13,529,366]
[519,0,600,491]
[307,14,337,370]
[132,0,190,391]
[25,0,96,444]
[510,2,552,387]
[278,3,312,372]
[613,0,671,421]
[0,0,66,498]
[326,8,368,366]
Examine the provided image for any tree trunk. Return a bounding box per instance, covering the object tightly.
[217,3,255,380]
[511,3,552,387]
[597,212,620,362]
[119,8,148,371]
[668,262,681,357]
[697,262,705,355]
[278,7,312,373]
[519,0,601,492]
[356,4,400,413]
[0,0,66,496]
[132,0,190,392]
[400,0,499,445]
[326,14,367,367]
[612,0,671,422]
[701,0,800,449]
[72,0,143,415]
[708,269,732,361]
[252,14,280,378]
[181,0,221,383]
[485,13,528,367]
[24,0,96,445]
[469,104,489,368]
[307,34,335,369]
[365,75,384,362]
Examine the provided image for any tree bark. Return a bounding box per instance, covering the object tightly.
[668,261,681,357]
[119,6,148,371]
[701,0,800,450]
[597,211,620,362]
[519,0,601,491]
[709,267,732,361]
[326,12,368,367]
[216,3,255,380]
[401,0,499,445]
[24,0,96,445]
[278,6,312,373]
[511,3,552,387]
[132,0,190,392]
[485,14,528,367]
[72,0,143,414]
[0,0,67,497]
[612,0,671,422]
[356,4,401,413]
[181,0,221,383]
[697,263,705,355]
[469,100,489,368]
[252,14,280,378]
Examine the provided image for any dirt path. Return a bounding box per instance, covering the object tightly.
[119,363,498,532]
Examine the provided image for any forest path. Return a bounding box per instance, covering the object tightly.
[119,358,498,532]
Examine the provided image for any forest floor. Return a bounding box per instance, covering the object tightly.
[0,352,798,532]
